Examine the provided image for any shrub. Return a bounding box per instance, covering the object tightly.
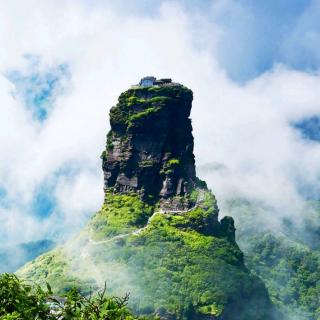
[0,273,51,319]
[0,273,144,320]
[161,158,180,175]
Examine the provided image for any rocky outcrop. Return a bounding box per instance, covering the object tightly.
[102,80,202,204]
[101,78,238,239]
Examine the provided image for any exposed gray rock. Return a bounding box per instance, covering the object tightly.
[102,79,203,202]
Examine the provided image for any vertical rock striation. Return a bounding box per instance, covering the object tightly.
[102,80,200,204]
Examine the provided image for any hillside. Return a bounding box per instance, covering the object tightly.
[18,78,276,320]
[223,199,320,320]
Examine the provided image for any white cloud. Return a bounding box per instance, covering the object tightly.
[0,0,320,248]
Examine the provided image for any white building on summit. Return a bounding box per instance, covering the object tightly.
[139,76,156,87]
[139,76,172,87]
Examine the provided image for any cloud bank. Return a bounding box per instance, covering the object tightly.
[1,0,320,248]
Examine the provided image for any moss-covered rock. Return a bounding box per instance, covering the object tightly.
[105,81,196,199]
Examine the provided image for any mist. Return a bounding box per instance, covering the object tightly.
[1,7,320,317]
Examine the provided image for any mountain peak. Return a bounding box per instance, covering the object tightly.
[18,79,275,320]
[102,78,204,209]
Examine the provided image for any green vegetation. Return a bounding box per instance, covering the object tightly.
[100,150,107,160]
[161,158,180,175]
[246,234,320,319]
[0,273,50,320]
[17,248,89,295]
[127,107,161,128]
[0,273,144,320]
[123,95,169,107]
[106,131,114,151]
[147,85,192,99]
[149,96,170,104]
[126,96,148,106]
[117,85,192,101]
[90,192,154,241]
[189,189,199,203]
[18,190,273,320]
[224,198,320,320]
[110,95,162,130]
[150,207,218,239]
[193,177,207,190]
[109,85,192,132]
[109,211,252,318]
[167,159,180,166]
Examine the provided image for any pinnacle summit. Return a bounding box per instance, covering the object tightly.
[102,79,203,207]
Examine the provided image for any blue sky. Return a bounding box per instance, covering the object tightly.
[294,116,320,142]
[1,0,320,247]
[6,55,70,121]
[199,0,319,82]
[212,0,317,81]
[105,0,320,82]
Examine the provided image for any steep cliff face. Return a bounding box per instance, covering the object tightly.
[101,81,225,234]
[103,83,197,202]
[18,78,276,320]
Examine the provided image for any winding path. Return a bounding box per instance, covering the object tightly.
[87,204,199,246]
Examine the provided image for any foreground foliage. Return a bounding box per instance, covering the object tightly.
[0,273,142,320]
